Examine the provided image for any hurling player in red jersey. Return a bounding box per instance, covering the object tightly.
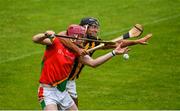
[33,24,86,110]
[33,24,129,110]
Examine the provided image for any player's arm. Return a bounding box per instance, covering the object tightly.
[119,33,152,48]
[32,31,87,56]
[32,30,54,45]
[102,33,152,49]
[96,24,144,50]
[79,43,129,68]
[57,31,87,56]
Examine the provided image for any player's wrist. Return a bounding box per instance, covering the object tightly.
[43,33,48,38]
[44,31,55,38]
[111,50,116,56]
[135,40,141,44]
[123,32,130,39]
[44,33,55,38]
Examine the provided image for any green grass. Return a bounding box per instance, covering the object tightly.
[0,0,180,110]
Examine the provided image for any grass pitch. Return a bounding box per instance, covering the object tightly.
[0,0,180,110]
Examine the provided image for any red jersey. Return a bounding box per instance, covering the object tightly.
[39,37,78,86]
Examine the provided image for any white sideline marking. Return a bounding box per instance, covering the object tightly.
[0,51,43,64]
[0,14,180,64]
[102,14,180,37]
[144,14,180,25]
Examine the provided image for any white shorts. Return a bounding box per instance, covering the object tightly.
[38,85,74,110]
[66,80,78,98]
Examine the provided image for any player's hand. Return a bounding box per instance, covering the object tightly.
[78,49,88,56]
[137,33,152,45]
[114,43,129,55]
[44,30,55,38]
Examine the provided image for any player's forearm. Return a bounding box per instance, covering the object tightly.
[100,45,116,49]
[32,33,45,42]
[121,40,139,47]
[32,33,52,45]
[57,31,85,55]
[59,38,82,54]
[91,52,113,67]
[82,52,114,68]
[57,32,79,51]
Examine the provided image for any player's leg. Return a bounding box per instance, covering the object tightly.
[66,80,78,107]
[38,85,58,110]
[71,97,78,107]
[57,89,78,110]
[67,103,78,110]
[44,104,58,111]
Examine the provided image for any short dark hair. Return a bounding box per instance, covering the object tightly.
[80,17,100,26]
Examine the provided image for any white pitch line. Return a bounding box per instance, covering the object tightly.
[0,14,180,64]
[144,14,180,25]
[102,14,180,37]
[0,51,43,64]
